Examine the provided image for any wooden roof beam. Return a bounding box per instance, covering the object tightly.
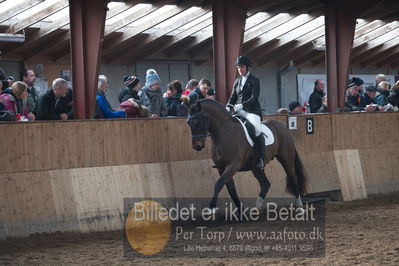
[246,0,283,16]
[351,29,399,64]
[2,14,70,56]
[373,45,399,68]
[311,20,399,66]
[255,24,325,65]
[245,13,320,55]
[167,25,212,57]
[187,38,212,58]
[353,21,399,46]
[4,0,142,56]
[244,12,273,31]
[21,1,144,61]
[243,13,294,43]
[104,0,174,35]
[24,31,70,61]
[110,8,210,63]
[0,0,45,24]
[256,19,371,65]
[274,44,315,66]
[102,2,198,58]
[389,58,399,69]
[150,17,212,59]
[6,0,69,34]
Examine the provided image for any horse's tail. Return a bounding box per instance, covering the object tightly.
[286,149,308,196]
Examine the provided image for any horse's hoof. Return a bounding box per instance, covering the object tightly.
[297,207,305,216]
[256,196,265,210]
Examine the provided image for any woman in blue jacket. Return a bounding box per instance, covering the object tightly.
[95,75,126,119]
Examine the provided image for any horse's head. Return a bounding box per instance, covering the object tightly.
[187,102,208,151]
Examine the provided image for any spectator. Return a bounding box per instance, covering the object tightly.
[0,67,6,91]
[376,81,390,106]
[345,83,366,112]
[182,79,198,96]
[364,85,378,105]
[36,78,69,120]
[0,67,13,93]
[288,101,303,115]
[20,69,38,114]
[317,96,328,113]
[207,87,216,100]
[308,79,325,113]
[164,80,183,116]
[7,76,15,87]
[375,74,387,87]
[276,108,289,114]
[0,81,35,121]
[118,75,141,103]
[176,95,190,117]
[188,78,212,104]
[120,98,149,118]
[388,80,399,108]
[139,69,167,118]
[349,77,365,94]
[65,88,73,119]
[95,75,126,119]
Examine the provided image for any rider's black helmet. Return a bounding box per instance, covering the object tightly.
[236,56,252,67]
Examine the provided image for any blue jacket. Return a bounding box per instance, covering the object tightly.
[188,87,206,104]
[96,92,126,119]
[375,90,390,106]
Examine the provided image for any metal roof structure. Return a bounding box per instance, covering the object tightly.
[0,0,399,68]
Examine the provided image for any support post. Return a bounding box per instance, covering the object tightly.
[324,0,379,112]
[212,0,247,104]
[69,0,107,119]
[325,6,356,112]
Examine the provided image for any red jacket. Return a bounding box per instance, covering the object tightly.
[0,89,28,119]
[120,99,141,118]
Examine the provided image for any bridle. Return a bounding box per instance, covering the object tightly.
[188,111,209,140]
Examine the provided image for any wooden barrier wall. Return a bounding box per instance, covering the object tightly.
[0,112,398,239]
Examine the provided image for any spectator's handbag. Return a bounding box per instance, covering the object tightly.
[0,110,16,121]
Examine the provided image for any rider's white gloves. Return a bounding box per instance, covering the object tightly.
[226,106,231,112]
[234,104,243,112]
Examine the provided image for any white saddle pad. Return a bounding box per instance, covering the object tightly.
[235,117,275,147]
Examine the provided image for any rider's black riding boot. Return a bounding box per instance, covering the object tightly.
[255,134,266,169]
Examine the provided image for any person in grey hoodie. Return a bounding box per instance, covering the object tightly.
[139,69,167,118]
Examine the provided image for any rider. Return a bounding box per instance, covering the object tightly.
[226,56,265,169]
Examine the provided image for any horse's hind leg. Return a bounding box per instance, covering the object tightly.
[252,168,271,209]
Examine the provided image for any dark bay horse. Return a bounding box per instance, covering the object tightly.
[187,99,307,213]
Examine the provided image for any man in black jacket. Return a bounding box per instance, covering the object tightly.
[118,75,141,103]
[226,56,265,169]
[308,79,325,113]
[188,78,212,104]
[36,78,69,120]
[20,69,38,114]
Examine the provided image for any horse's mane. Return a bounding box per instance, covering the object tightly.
[196,99,231,116]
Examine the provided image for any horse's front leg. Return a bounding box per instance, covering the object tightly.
[209,165,239,210]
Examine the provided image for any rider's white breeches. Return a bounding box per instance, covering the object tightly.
[236,110,262,136]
